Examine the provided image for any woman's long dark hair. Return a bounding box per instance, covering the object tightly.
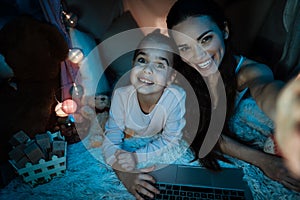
[167,0,238,170]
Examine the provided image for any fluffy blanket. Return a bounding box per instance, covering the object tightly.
[1,98,300,200]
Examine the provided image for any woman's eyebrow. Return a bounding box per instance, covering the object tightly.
[197,30,213,42]
[177,30,213,48]
[177,44,188,48]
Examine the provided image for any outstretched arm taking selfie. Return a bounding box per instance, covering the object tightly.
[236,59,285,121]
[220,135,300,192]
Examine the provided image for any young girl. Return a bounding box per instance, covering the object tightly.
[102,30,188,172]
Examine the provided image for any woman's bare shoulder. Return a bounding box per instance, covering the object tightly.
[235,55,274,90]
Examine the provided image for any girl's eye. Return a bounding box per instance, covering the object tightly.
[137,57,147,64]
[155,63,166,69]
[201,35,213,44]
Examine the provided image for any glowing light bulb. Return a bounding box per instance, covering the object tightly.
[62,99,78,114]
[68,48,84,64]
[69,83,84,98]
[55,102,68,117]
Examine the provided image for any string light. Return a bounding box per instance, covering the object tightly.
[55,8,83,117]
[62,99,78,114]
[68,48,84,64]
[62,11,78,28]
[55,102,68,117]
[70,83,84,98]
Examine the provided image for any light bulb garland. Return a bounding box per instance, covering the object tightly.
[55,8,84,120]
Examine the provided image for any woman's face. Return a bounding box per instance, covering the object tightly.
[172,16,227,77]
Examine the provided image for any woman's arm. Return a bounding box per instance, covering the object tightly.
[220,135,300,192]
[237,59,285,121]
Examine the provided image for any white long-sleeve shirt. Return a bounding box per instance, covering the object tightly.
[102,84,186,166]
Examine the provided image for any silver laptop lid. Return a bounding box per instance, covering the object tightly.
[150,164,253,199]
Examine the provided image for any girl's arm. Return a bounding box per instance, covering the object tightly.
[220,135,300,192]
[237,58,285,121]
[102,89,125,166]
[102,116,124,166]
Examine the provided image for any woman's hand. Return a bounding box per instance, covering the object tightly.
[258,154,300,192]
[115,166,160,200]
[220,135,300,192]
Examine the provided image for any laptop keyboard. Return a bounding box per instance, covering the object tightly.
[143,182,246,200]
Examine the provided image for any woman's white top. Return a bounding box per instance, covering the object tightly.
[235,56,248,108]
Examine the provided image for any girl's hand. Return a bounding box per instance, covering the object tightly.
[116,166,160,200]
[115,150,137,172]
[259,154,300,192]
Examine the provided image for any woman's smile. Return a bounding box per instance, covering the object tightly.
[197,58,212,69]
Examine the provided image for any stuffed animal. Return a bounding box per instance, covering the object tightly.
[95,94,110,130]
[0,15,69,164]
[78,94,110,148]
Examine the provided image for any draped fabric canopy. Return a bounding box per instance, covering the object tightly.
[39,0,79,100]
[277,0,300,80]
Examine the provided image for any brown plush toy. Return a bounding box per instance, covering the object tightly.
[77,94,110,148]
[94,94,110,130]
[0,15,69,164]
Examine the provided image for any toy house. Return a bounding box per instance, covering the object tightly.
[8,131,67,187]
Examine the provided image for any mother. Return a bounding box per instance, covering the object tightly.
[116,0,300,198]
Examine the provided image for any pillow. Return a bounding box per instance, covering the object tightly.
[69,28,110,96]
[65,0,123,40]
[100,11,144,87]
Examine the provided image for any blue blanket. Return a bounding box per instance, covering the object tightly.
[1,98,300,200]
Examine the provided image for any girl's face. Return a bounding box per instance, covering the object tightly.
[172,16,228,77]
[130,40,174,96]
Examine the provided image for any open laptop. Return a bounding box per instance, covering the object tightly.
[147,164,253,200]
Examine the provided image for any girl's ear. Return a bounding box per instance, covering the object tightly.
[223,22,229,39]
[167,71,177,86]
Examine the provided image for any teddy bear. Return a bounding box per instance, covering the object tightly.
[94,94,110,130]
[77,94,110,148]
[0,15,69,166]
